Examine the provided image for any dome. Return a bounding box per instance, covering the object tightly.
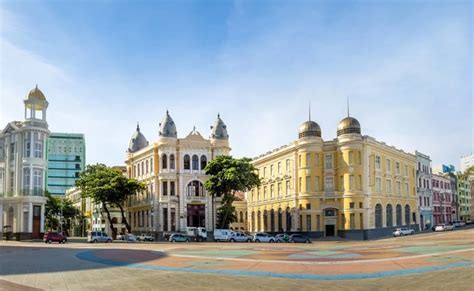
[159,110,177,138]
[298,120,321,138]
[27,85,47,101]
[128,123,149,153]
[337,117,361,136]
[210,114,229,140]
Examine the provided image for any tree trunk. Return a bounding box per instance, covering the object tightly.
[102,203,117,239]
[117,204,131,233]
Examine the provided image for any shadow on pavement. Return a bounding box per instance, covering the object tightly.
[0,244,167,276]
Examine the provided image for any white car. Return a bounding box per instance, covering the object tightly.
[138,234,154,241]
[253,232,275,243]
[87,231,113,243]
[229,231,252,242]
[452,221,465,227]
[435,224,454,231]
[392,228,414,236]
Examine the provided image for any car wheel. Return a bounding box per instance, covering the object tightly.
[62,239,66,244]
[48,239,52,244]
[230,238,235,242]
[107,239,112,243]
[269,239,274,243]
[171,239,176,243]
[247,239,251,242]
[305,239,310,243]
[255,239,260,243]
[93,239,98,243]
[186,239,190,243]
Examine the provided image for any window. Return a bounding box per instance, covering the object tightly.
[306,153,311,167]
[315,153,320,166]
[298,177,302,192]
[358,175,362,190]
[286,159,290,172]
[386,159,391,172]
[358,151,361,165]
[286,181,290,195]
[405,205,411,225]
[278,183,282,196]
[187,180,204,197]
[9,171,14,193]
[315,176,320,191]
[270,165,274,176]
[405,183,409,195]
[306,176,311,192]
[162,181,168,196]
[170,181,175,196]
[145,160,149,173]
[33,169,42,195]
[349,151,353,164]
[396,181,401,194]
[278,162,281,174]
[183,155,190,170]
[386,179,392,193]
[24,133,31,157]
[192,155,199,170]
[350,213,355,229]
[386,204,393,227]
[375,204,382,228]
[340,176,344,191]
[33,132,43,158]
[23,168,30,193]
[376,177,382,193]
[349,202,354,209]
[306,203,311,210]
[325,177,333,191]
[359,202,363,208]
[162,154,167,169]
[200,155,207,170]
[349,175,354,190]
[375,156,381,169]
[306,215,312,231]
[396,205,402,226]
[396,162,400,175]
[270,184,274,198]
[325,155,333,169]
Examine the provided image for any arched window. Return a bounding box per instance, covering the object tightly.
[270,209,275,232]
[162,154,167,169]
[257,211,261,232]
[251,211,255,232]
[192,155,199,170]
[169,154,175,170]
[186,180,204,197]
[405,205,410,225]
[239,211,243,223]
[396,204,402,226]
[278,208,283,232]
[200,155,207,171]
[386,204,393,227]
[375,204,382,228]
[263,210,268,231]
[184,155,190,170]
[145,160,149,173]
[286,207,291,231]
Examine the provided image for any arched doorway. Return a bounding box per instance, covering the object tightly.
[257,211,261,232]
[375,204,382,228]
[270,209,275,232]
[386,204,393,227]
[285,207,291,232]
[278,208,282,232]
[7,207,14,232]
[263,210,268,231]
[324,208,336,236]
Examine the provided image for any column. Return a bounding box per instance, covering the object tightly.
[28,203,33,233]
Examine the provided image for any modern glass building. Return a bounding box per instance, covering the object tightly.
[46,133,85,196]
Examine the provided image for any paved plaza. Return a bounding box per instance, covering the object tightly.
[0,229,473,290]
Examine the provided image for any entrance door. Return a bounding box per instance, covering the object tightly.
[325,225,335,236]
[187,204,205,227]
[32,206,41,239]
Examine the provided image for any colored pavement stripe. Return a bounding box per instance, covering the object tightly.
[76,250,474,281]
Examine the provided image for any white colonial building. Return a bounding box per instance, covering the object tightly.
[125,111,230,238]
[0,86,50,240]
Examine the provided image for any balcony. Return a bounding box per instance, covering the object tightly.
[185,195,207,204]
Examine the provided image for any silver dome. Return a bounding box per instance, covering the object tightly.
[337,117,361,136]
[298,120,321,138]
[159,110,177,138]
[128,123,149,153]
[210,114,229,140]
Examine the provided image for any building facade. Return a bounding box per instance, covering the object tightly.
[47,133,85,196]
[247,112,418,240]
[432,174,453,225]
[229,192,248,231]
[456,173,470,222]
[415,151,433,230]
[65,186,92,236]
[460,154,474,172]
[125,112,230,238]
[0,86,50,240]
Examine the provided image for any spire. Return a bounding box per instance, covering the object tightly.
[347,96,350,117]
[308,100,311,121]
[136,122,140,131]
[35,84,38,90]
[217,113,220,118]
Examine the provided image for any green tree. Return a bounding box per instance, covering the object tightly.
[75,164,145,238]
[44,193,80,236]
[204,156,261,229]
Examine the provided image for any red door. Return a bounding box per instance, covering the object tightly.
[32,206,41,239]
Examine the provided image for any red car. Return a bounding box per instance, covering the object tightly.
[43,232,67,244]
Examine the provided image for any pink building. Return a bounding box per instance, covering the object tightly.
[432,174,453,225]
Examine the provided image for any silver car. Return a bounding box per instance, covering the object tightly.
[392,228,415,236]
[229,231,252,242]
[87,231,113,243]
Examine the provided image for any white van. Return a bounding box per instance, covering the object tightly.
[213,229,232,242]
[186,227,207,241]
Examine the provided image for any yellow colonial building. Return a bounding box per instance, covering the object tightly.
[247,112,418,239]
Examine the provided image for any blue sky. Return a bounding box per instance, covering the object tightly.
[0,0,472,169]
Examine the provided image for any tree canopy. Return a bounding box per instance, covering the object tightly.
[204,156,260,228]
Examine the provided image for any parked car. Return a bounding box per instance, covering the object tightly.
[289,234,311,243]
[435,224,454,232]
[43,232,67,244]
[275,233,290,243]
[229,231,252,242]
[452,221,465,227]
[392,228,415,236]
[169,233,189,243]
[214,229,232,242]
[138,234,155,242]
[87,231,113,243]
[252,232,275,243]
